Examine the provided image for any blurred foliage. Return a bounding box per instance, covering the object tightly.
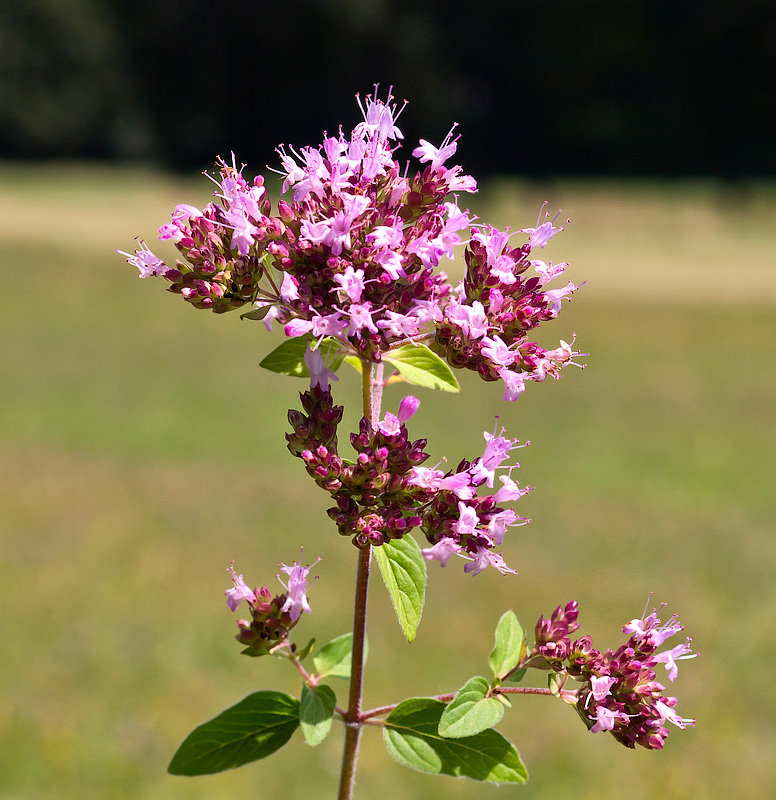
[1,165,775,798]
[1,0,775,174]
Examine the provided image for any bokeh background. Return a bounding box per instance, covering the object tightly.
[2,2,775,798]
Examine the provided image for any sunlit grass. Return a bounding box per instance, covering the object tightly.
[1,163,774,799]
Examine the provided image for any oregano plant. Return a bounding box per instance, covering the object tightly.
[119,87,697,798]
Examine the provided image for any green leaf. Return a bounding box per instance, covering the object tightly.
[295,638,316,662]
[384,343,460,392]
[383,698,528,784]
[240,304,272,321]
[374,536,426,642]
[504,667,527,684]
[488,610,525,680]
[344,355,363,374]
[168,691,299,776]
[438,677,505,739]
[313,633,368,680]
[548,672,565,697]
[259,334,345,377]
[300,684,337,747]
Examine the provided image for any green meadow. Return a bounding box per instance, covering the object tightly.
[1,164,774,799]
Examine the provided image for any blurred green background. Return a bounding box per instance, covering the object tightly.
[1,164,775,799]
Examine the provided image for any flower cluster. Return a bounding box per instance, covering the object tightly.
[527,601,697,750]
[224,555,318,656]
[436,216,582,401]
[286,383,529,574]
[120,87,581,402]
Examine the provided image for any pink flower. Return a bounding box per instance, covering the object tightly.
[280,272,300,302]
[654,640,698,682]
[223,209,260,256]
[366,224,403,249]
[304,346,339,391]
[300,217,332,247]
[493,475,529,503]
[624,608,684,647]
[277,552,320,622]
[452,501,479,536]
[521,203,565,249]
[655,699,695,730]
[543,281,579,315]
[346,303,380,336]
[377,412,402,436]
[437,472,475,500]
[481,335,518,367]
[446,300,489,340]
[421,537,463,567]
[372,248,406,280]
[590,706,624,734]
[532,259,568,285]
[486,508,523,545]
[406,467,474,499]
[117,240,168,279]
[172,203,203,221]
[469,428,520,487]
[407,466,445,489]
[412,131,458,172]
[590,676,617,702]
[462,546,517,577]
[225,563,257,611]
[353,87,405,141]
[333,266,366,303]
[498,369,527,402]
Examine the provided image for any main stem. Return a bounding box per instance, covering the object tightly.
[337,362,383,800]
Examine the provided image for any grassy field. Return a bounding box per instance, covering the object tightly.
[1,163,774,799]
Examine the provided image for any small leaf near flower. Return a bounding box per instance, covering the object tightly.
[240,304,273,321]
[313,633,368,680]
[300,684,337,747]
[260,334,345,377]
[438,676,505,739]
[488,610,524,680]
[374,536,427,643]
[384,343,460,392]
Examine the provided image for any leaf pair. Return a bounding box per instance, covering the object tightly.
[260,334,459,393]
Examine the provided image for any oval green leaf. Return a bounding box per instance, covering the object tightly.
[300,684,336,747]
[312,632,368,680]
[374,536,426,643]
[438,676,505,739]
[168,691,299,776]
[259,334,345,377]
[384,343,460,392]
[488,610,524,680]
[383,698,528,784]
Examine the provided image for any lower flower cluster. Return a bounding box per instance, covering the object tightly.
[286,387,529,574]
[224,556,317,656]
[526,601,697,750]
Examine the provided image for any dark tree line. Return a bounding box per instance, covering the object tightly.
[1,0,774,177]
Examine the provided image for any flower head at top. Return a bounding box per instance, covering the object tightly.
[120,87,582,402]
